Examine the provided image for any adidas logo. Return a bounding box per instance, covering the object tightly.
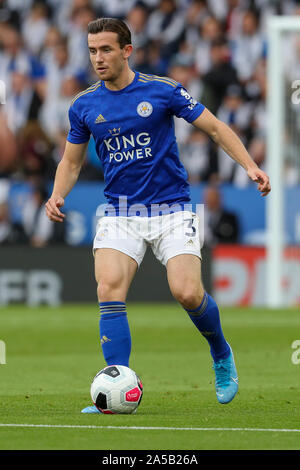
[95,114,106,124]
[100,335,111,344]
[200,330,215,337]
[185,239,194,246]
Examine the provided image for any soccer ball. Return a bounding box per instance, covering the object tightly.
[90,365,143,414]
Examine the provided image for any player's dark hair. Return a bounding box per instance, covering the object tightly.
[87,18,132,49]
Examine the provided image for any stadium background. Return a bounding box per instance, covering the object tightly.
[0,0,300,306]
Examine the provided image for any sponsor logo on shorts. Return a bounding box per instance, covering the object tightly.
[96,228,108,241]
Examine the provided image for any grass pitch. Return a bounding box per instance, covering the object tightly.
[0,303,299,450]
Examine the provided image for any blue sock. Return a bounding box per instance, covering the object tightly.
[99,301,131,367]
[185,292,230,362]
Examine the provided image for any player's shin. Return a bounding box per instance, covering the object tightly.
[185,292,230,361]
[99,301,131,367]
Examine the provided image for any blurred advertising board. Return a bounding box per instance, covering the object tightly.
[213,245,300,306]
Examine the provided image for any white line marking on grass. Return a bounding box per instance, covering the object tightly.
[0,424,300,433]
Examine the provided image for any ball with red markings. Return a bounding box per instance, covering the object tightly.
[90,365,143,414]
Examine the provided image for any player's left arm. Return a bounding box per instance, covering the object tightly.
[192,108,271,196]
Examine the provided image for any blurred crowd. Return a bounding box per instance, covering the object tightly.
[0,0,300,247]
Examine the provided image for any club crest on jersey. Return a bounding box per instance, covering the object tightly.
[137,101,153,117]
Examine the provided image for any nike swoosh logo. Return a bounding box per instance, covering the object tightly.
[231,377,239,384]
[217,393,224,397]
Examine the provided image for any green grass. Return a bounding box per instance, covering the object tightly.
[0,303,300,450]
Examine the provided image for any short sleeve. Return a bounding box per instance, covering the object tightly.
[67,105,91,144]
[168,84,205,123]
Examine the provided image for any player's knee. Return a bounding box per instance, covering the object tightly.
[171,284,204,310]
[97,278,124,302]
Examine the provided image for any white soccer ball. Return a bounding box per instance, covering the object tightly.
[90,365,143,414]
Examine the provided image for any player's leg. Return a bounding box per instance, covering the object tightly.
[151,211,238,404]
[92,215,146,369]
[167,254,230,360]
[95,247,138,302]
[95,247,138,368]
[166,254,238,404]
[81,248,138,414]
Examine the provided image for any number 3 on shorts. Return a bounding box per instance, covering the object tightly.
[184,217,196,237]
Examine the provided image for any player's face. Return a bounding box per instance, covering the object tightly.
[88,32,132,82]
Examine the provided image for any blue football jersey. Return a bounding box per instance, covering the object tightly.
[67,71,205,214]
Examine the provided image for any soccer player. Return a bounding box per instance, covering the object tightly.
[45,18,271,412]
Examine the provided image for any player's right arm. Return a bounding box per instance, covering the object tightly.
[45,140,88,223]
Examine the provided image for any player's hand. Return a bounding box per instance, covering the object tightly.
[45,195,66,223]
[247,167,271,197]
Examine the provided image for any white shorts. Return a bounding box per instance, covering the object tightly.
[93,211,203,267]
